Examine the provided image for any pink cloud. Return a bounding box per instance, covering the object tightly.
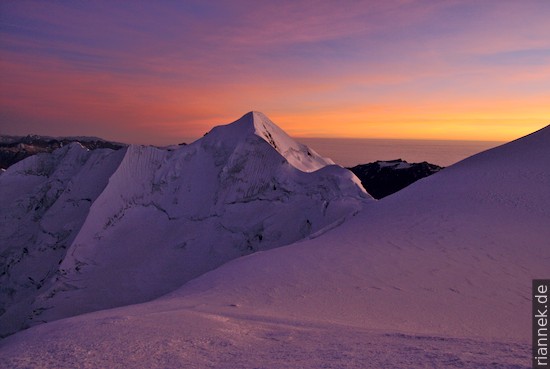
[1,1,548,143]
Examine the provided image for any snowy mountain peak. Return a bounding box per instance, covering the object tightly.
[1,122,549,367]
[0,112,370,336]
[206,111,334,172]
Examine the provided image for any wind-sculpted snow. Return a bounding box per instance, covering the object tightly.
[0,112,369,336]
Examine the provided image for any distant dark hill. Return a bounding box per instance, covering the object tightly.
[348,159,443,199]
[0,135,126,170]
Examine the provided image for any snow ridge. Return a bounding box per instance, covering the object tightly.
[203,111,334,173]
[165,124,550,341]
[1,123,549,368]
[1,125,548,368]
[0,112,369,336]
[0,144,126,336]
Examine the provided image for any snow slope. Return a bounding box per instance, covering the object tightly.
[0,144,126,337]
[1,124,547,368]
[164,124,549,341]
[0,303,529,369]
[0,112,368,336]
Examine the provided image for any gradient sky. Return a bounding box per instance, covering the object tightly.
[1,0,549,145]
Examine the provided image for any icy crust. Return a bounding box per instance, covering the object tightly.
[14,112,369,330]
[0,144,126,336]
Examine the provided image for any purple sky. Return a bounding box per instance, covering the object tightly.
[1,0,549,144]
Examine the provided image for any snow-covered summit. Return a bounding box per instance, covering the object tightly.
[205,111,334,172]
[0,112,370,337]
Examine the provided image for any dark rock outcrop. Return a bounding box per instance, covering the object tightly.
[348,159,443,199]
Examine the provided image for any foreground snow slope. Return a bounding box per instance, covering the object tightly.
[0,112,368,336]
[169,125,550,341]
[0,304,529,369]
[1,125,548,368]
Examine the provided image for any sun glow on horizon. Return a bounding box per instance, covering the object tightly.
[1,1,549,145]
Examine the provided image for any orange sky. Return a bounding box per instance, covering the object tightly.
[1,1,549,144]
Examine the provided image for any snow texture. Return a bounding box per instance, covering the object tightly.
[0,112,368,336]
[1,116,549,369]
[0,144,126,336]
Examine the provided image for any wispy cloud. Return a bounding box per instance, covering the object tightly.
[1,0,548,143]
